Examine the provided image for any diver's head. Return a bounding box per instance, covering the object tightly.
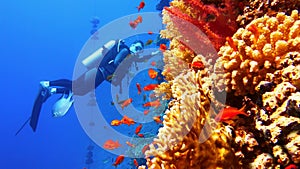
[129,40,144,53]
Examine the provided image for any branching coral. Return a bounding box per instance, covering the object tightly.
[214,10,300,96]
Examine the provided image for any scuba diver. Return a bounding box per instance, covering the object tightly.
[28,39,161,133]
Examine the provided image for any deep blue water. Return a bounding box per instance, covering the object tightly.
[0,1,169,168]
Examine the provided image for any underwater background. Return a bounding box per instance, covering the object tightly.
[2,0,300,168]
[0,0,168,169]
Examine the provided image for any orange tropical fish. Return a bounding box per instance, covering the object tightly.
[138,133,144,137]
[129,21,138,29]
[143,99,161,108]
[215,105,248,122]
[148,68,158,79]
[126,141,135,147]
[226,37,238,51]
[113,155,125,167]
[121,98,133,109]
[247,24,260,41]
[143,84,159,91]
[136,83,142,94]
[153,116,162,124]
[148,31,153,35]
[142,144,150,154]
[135,15,143,23]
[143,109,150,115]
[159,43,167,51]
[284,164,298,169]
[135,124,143,134]
[129,16,142,29]
[137,0,145,12]
[133,159,139,167]
[189,61,205,71]
[111,119,122,126]
[103,139,121,150]
[121,115,135,126]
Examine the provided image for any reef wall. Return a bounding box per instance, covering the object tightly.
[139,0,300,168]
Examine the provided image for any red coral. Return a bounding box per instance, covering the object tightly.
[164,0,240,52]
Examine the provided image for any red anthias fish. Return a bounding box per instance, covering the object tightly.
[135,15,142,23]
[226,36,238,51]
[126,141,135,147]
[285,164,298,169]
[121,115,135,126]
[189,61,205,71]
[133,159,139,167]
[215,105,249,122]
[137,133,144,137]
[129,15,143,29]
[143,84,159,91]
[103,139,121,150]
[141,144,150,154]
[153,115,162,124]
[137,0,145,12]
[148,68,158,79]
[143,99,161,108]
[143,109,150,115]
[121,98,133,109]
[113,155,125,167]
[129,21,138,29]
[159,43,167,51]
[110,119,122,126]
[136,83,142,94]
[135,124,143,134]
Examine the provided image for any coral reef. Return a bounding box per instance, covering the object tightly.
[137,0,300,168]
[237,0,300,27]
[214,10,300,96]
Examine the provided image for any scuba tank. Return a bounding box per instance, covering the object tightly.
[82,39,123,69]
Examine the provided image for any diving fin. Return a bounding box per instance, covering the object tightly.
[15,116,31,136]
[29,87,52,132]
[29,91,44,132]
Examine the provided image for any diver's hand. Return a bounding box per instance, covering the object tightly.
[151,50,161,56]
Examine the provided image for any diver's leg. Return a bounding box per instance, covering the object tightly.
[49,79,72,89]
[54,87,70,94]
[41,67,105,96]
[71,67,105,95]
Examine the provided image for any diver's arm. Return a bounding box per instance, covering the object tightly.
[114,48,130,65]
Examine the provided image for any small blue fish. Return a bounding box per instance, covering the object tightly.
[52,92,74,117]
